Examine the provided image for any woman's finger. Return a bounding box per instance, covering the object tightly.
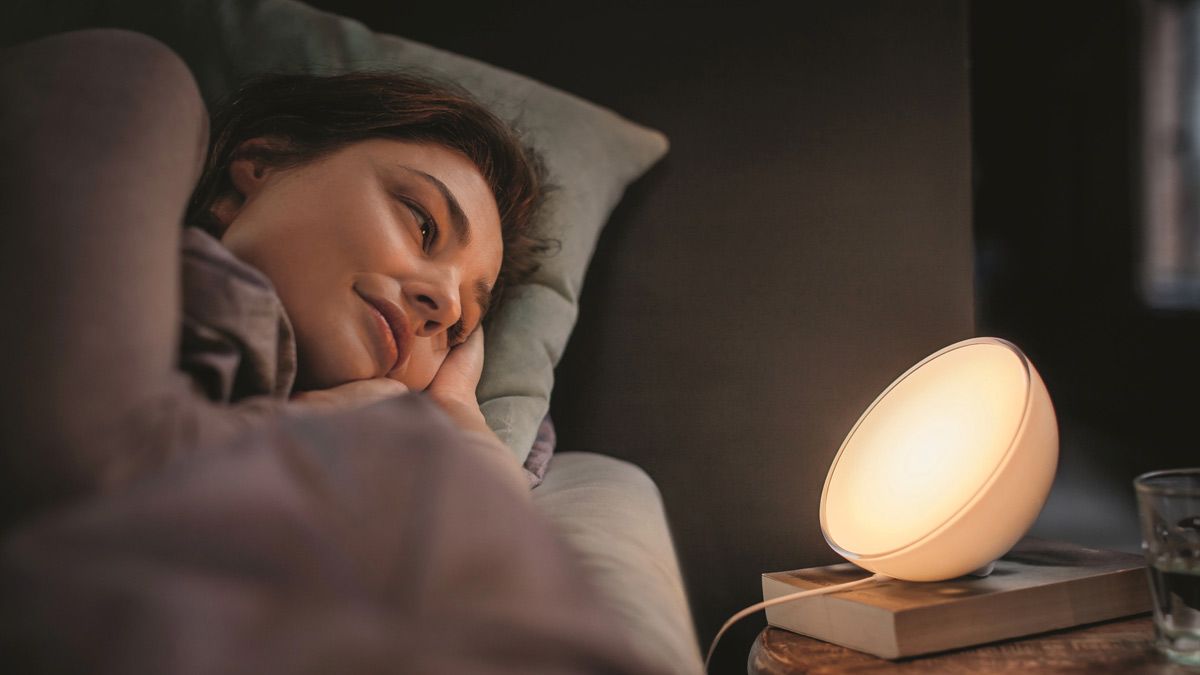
[428,327,485,396]
[449,327,485,372]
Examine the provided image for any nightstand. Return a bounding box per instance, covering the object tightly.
[746,614,1193,673]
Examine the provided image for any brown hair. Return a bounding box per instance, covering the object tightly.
[186,70,552,318]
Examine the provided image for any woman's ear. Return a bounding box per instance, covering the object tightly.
[210,137,284,230]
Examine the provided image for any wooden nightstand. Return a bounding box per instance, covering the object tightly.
[747,614,1194,674]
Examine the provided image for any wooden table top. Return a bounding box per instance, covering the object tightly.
[748,614,1197,674]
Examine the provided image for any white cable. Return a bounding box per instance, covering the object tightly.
[704,572,890,671]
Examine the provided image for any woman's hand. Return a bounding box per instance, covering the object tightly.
[290,378,409,412]
[290,329,498,444]
[428,328,527,492]
[425,328,494,439]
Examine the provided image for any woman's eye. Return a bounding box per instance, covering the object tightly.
[408,204,436,252]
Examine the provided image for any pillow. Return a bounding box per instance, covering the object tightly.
[5,0,668,464]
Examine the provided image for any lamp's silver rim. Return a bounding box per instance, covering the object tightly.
[821,528,860,561]
[820,336,1035,560]
[1134,468,1200,496]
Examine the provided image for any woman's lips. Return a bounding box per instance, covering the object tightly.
[354,288,412,376]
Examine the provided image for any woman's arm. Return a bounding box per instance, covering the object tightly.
[0,29,211,527]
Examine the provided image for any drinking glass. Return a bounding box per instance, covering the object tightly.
[1135,468,1200,666]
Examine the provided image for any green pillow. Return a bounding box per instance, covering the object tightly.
[5,0,668,464]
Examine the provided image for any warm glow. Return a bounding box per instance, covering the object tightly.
[824,342,1030,557]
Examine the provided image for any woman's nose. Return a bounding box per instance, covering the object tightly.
[403,277,461,338]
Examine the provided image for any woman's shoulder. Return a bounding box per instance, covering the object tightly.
[179,226,297,402]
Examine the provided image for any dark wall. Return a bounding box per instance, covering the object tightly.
[972,0,1200,551]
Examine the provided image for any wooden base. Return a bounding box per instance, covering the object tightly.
[747,614,1184,674]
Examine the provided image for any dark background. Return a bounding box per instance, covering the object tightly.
[972,1,1200,551]
[308,0,1193,670]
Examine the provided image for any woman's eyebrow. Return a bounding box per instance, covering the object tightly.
[395,165,471,246]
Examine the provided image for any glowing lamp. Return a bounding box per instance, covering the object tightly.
[704,338,1060,669]
[819,337,1058,581]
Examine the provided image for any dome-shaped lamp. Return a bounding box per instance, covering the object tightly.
[819,337,1058,581]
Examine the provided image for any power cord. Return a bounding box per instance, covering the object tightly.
[704,572,891,671]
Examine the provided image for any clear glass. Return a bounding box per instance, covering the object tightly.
[1135,468,1200,666]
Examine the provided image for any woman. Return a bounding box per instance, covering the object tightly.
[0,28,658,675]
[187,64,547,397]
[180,67,549,458]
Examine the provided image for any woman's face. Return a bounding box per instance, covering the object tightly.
[216,138,502,392]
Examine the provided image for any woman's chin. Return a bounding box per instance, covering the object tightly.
[293,354,374,392]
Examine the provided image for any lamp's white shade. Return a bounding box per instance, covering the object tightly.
[819,337,1058,581]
